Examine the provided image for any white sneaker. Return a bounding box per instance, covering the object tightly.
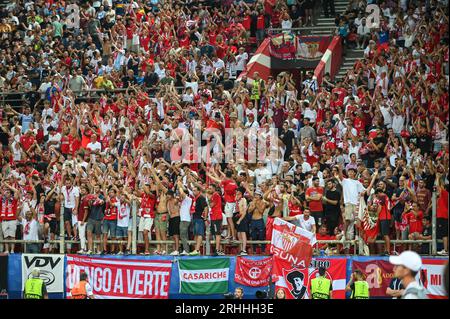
[160,250,167,255]
[76,249,85,254]
[86,250,92,255]
[437,250,448,256]
[117,251,124,255]
[180,250,189,256]
[170,250,179,256]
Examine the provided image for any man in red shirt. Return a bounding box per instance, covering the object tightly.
[0,183,20,254]
[207,184,224,256]
[316,224,336,250]
[405,202,423,251]
[375,189,392,256]
[208,170,238,240]
[436,173,448,255]
[306,177,324,228]
[102,188,119,254]
[77,185,92,254]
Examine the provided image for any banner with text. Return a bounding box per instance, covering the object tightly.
[234,256,272,287]
[179,258,230,295]
[352,260,395,297]
[273,257,347,299]
[419,259,448,299]
[66,255,172,299]
[270,218,316,268]
[21,254,64,293]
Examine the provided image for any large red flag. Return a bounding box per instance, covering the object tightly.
[270,218,316,268]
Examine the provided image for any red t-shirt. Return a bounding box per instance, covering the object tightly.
[78,195,93,221]
[141,193,156,218]
[210,192,223,221]
[306,187,324,212]
[405,210,423,233]
[288,201,302,216]
[221,179,237,203]
[316,234,335,249]
[376,195,391,221]
[104,197,118,221]
[437,188,449,219]
[60,135,70,154]
[20,135,35,151]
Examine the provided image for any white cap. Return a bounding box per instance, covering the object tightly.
[389,251,422,272]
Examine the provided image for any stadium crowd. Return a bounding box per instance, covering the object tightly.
[0,0,448,257]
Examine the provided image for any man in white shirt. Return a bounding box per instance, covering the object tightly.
[357,19,371,49]
[61,177,80,246]
[389,251,427,299]
[177,180,192,255]
[254,162,272,187]
[47,127,62,148]
[86,134,102,160]
[235,47,248,76]
[212,56,225,76]
[283,208,316,233]
[19,210,39,253]
[337,166,366,251]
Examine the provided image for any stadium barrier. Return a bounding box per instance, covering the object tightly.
[1,253,447,299]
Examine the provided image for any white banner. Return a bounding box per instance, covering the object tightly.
[22,254,64,293]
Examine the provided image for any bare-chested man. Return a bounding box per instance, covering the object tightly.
[151,167,169,255]
[248,189,270,253]
[167,189,181,255]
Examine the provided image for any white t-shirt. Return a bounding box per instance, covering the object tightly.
[180,196,192,222]
[48,132,62,147]
[341,178,365,205]
[117,202,130,227]
[22,219,39,241]
[86,141,102,152]
[295,214,316,233]
[61,186,80,209]
[254,167,272,186]
[236,52,248,71]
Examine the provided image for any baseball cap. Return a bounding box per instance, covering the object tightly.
[254,189,263,197]
[389,251,422,272]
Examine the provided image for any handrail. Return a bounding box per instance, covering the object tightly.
[0,239,441,255]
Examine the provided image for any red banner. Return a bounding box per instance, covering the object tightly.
[352,260,394,297]
[273,257,347,299]
[234,257,272,287]
[66,255,172,299]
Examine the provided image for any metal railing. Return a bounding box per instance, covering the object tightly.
[0,170,443,258]
[0,87,187,108]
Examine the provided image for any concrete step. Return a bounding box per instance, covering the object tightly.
[317,18,335,22]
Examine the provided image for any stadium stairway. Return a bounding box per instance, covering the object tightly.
[311,0,365,81]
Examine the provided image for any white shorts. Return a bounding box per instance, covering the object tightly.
[72,214,78,227]
[139,217,153,232]
[1,220,17,238]
[222,213,228,226]
[224,202,236,218]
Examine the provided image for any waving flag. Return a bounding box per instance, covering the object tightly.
[271,218,316,268]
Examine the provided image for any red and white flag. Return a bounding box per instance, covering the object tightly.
[272,257,347,299]
[234,257,272,287]
[66,255,172,299]
[270,218,316,268]
[418,259,448,299]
